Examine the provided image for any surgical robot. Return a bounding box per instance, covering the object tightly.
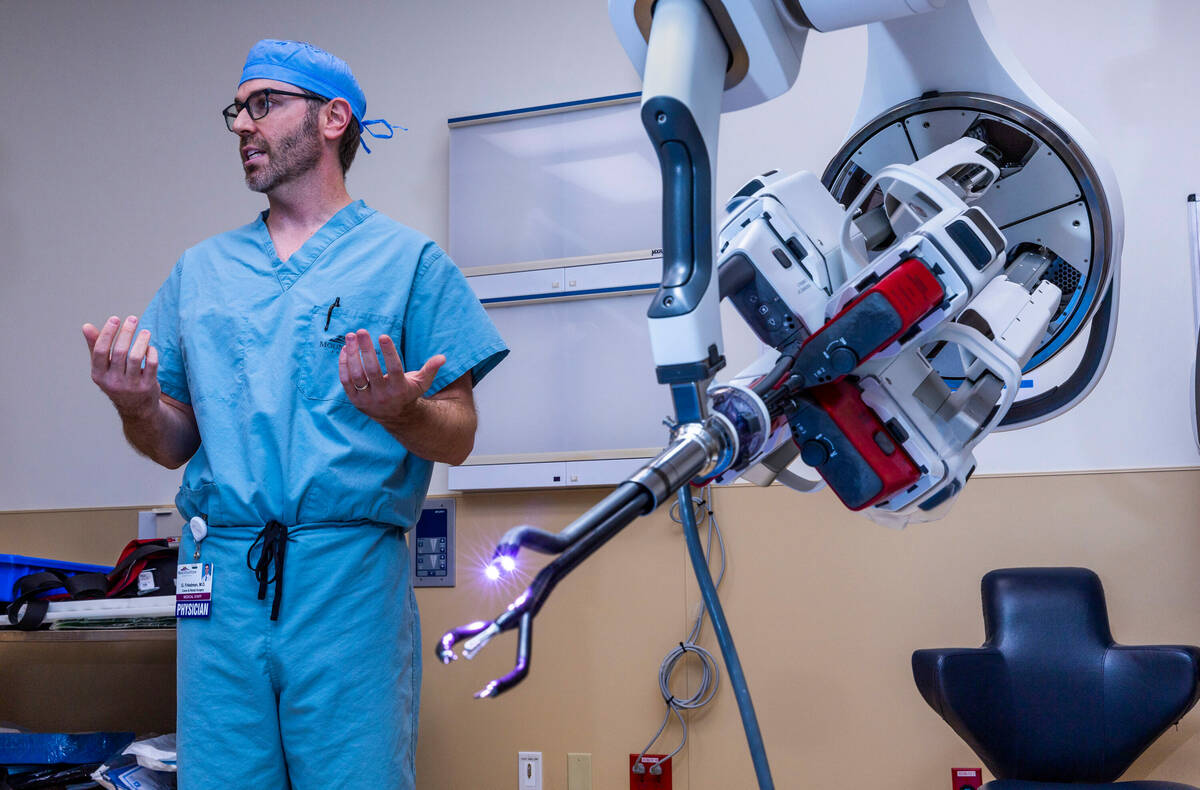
[438,1,1122,786]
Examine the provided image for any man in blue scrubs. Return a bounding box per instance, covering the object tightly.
[81,40,507,789]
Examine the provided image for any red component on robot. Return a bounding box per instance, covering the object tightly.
[789,378,921,510]
[793,258,946,385]
[865,257,947,328]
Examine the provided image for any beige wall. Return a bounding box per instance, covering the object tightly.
[0,508,175,734]
[416,471,1200,789]
[4,470,1200,787]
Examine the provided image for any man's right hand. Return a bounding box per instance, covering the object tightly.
[82,314,199,469]
[83,315,161,419]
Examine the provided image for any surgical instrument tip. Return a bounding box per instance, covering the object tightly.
[463,622,501,659]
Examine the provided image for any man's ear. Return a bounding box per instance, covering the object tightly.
[323,97,354,141]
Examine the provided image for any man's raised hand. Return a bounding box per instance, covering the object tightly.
[338,329,445,421]
[83,315,161,419]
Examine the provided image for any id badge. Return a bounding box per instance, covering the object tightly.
[176,562,214,618]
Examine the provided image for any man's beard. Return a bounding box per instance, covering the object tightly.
[244,110,322,193]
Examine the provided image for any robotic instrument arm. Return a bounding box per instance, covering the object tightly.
[440,0,1120,707]
[439,131,1059,691]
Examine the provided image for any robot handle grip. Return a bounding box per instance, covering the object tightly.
[837,160,976,280]
[925,321,1023,451]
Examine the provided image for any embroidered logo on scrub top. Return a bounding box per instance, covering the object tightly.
[319,335,347,352]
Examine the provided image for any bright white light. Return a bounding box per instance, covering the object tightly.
[484,564,501,581]
[499,555,516,572]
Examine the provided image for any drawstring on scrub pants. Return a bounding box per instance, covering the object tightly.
[248,520,288,620]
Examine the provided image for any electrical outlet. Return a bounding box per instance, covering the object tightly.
[952,767,982,790]
[519,752,542,789]
[568,753,592,790]
[630,754,672,789]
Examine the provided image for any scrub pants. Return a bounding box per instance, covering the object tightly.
[176,523,421,789]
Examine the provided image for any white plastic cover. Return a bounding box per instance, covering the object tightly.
[794,0,945,32]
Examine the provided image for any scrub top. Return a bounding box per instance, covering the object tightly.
[141,199,507,529]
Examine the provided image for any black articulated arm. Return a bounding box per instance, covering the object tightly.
[436,419,728,697]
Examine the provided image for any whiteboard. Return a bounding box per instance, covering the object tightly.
[474,294,673,456]
[449,96,662,268]
[464,254,764,463]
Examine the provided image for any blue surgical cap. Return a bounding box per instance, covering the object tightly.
[240,39,366,124]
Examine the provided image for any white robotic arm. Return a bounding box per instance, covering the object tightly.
[438,9,1123,779]
[605,0,1120,513]
[604,0,953,428]
[709,136,1061,526]
[612,0,948,112]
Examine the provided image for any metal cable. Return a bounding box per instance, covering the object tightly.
[634,488,725,775]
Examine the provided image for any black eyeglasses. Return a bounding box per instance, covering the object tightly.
[222,88,327,131]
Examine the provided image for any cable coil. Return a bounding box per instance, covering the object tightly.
[634,489,725,774]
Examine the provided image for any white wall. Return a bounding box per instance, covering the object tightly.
[2,0,1198,509]
[0,0,642,510]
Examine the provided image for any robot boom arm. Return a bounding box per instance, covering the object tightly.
[439,0,1120,732]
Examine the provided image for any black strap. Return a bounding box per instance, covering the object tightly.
[11,570,68,600]
[247,520,289,621]
[64,571,109,599]
[112,542,172,577]
[6,570,69,629]
[7,599,49,630]
[108,542,175,593]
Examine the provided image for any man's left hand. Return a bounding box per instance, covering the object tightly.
[338,329,445,420]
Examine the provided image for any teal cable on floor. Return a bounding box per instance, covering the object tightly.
[677,487,775,789]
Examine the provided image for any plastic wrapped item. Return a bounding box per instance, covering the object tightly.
[0,732,134,765]
[124,733,176,773]
[92,757,175,790]
[91,734,177,790]
[0,762,102,788]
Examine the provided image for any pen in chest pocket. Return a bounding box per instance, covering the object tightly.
[324,297,341,331]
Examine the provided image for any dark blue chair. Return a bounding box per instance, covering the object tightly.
[913,567,1200,790]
